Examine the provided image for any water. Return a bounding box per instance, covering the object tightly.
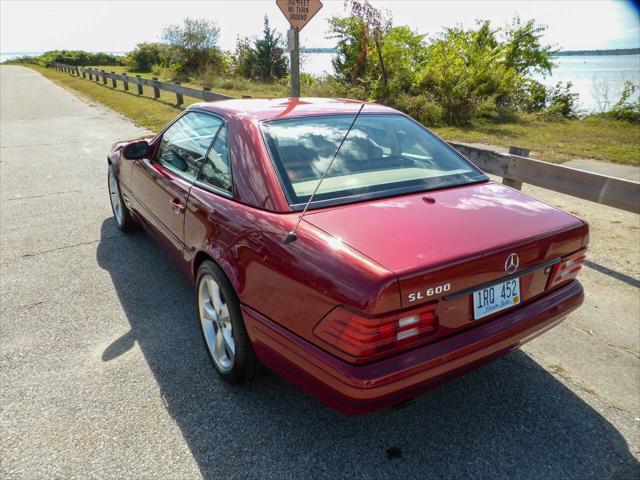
[0,52,41,63]
[534,55,640,112]
[301,52,640,112]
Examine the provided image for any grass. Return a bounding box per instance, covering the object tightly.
[434,115,640,166]
[15,64,640,166]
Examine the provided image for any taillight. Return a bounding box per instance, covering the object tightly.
[313,305,437,359]
[547,248,588,289]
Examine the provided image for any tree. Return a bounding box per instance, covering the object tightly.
[347,0,391,87]
[379,26,426,92]
[125,42,173,72]
[417,25,519,123]
[162,18,221,73]
[251,16,288,81]
[234,16,287,82]
[328,0,391,88]
[503,17,556,76]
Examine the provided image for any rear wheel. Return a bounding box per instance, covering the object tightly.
[108,164,136,232]
[197,261,258,384]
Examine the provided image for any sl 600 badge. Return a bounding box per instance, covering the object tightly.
[408,283,451,302]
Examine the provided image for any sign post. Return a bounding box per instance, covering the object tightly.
[290,29,301,97]
[276,0,323,98]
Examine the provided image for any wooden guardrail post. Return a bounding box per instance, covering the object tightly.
[81,68,86,79]
[122,74,129,91]
[101,70,107,85]
[174,82,183,105]
[111,71,117,88]
[152,77,160,98]
[503,146,527,190]
[88,69,93,81]
[75,66,80,76]
[136,75,143,95]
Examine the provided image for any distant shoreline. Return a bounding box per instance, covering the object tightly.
[554,48,638,56]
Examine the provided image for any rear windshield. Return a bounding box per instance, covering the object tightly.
[261,114,487,207]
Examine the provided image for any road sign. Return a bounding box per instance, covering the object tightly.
[276,0,323,32]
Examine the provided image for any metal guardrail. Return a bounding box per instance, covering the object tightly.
[45,61,234,104]
[450,142,640,214]
[46,61,639,214]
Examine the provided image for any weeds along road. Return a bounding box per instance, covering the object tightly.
[1,65,638,480]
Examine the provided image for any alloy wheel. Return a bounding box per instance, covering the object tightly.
[198,274,235,373]
[108,169,124,226]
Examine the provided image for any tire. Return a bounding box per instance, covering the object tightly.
[108,164,137,232]
[196,260,258,384]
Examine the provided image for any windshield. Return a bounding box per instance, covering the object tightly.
[261,114,488,207]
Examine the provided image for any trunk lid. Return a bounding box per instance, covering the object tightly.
[304,182,588,332]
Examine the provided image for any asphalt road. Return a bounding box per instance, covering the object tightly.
[1,65,638,480]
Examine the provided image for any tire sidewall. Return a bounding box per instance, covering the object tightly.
[108,164,126,230]
[196,261,254,384]
[108,164,137,232]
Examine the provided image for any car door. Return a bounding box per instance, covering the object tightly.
[131,111,223,256]
[185,123,237,259]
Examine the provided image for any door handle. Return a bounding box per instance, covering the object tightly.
[170,198,185,214]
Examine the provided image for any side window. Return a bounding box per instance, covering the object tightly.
[156,112,222,180]
[199,124,232,192]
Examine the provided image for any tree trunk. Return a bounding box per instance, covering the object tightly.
[374,31,388,87]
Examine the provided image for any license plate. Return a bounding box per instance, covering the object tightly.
[473,278,520,320]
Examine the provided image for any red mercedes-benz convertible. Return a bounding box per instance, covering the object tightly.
[107,98,588,414]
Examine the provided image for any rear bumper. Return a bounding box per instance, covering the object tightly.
[243,280,584,414]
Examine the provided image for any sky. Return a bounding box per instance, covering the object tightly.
[1,0,639,53]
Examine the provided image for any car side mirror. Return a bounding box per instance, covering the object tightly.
[123,140,149,160]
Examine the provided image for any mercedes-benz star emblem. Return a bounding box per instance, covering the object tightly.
[505,253,519,274]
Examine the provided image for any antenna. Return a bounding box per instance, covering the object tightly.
[284,103,365,244]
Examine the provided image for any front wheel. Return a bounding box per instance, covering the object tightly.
[197,261,258,384]
[108,164,137,232]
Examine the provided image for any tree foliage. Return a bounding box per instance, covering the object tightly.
[38,50,124,66]
[328,1,561,124]
[125,43,173,72]
[235,16,288,82]
[604,81,640,123]
[544,82,581,119]
[161,18,222,74]
[503,17,556,76]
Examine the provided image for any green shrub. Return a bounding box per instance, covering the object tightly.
[605,81,640,124]
[38,50,124,66]
[520,79,547,112]
[417,25,520,124]
[544,82,580,119]
[327,2,558,125]
[126,43,173,72]
[391,94,444,127]
[150,64,190,83]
